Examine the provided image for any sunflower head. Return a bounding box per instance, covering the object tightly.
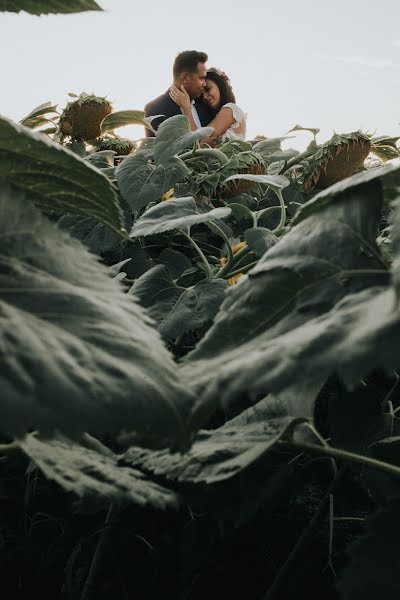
[59,93,112,141]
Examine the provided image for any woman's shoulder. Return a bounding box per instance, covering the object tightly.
[220,103,246,123]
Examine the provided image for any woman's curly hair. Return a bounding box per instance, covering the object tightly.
[205,68,236,113]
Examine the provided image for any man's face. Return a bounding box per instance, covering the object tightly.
[182,63,207,99]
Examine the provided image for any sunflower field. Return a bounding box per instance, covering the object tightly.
[2,2,400,599]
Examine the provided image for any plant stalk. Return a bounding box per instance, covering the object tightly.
[180,229,213,278]
[278,440,400,479]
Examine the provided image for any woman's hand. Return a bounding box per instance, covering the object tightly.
[169,84,191,112]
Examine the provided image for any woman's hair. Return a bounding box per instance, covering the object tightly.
[206,68,236,112]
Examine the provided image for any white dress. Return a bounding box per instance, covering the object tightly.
[220,102,247,141]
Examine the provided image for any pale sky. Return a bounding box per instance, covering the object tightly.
[1,0,400,150]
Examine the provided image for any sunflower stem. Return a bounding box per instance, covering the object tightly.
[180,229,213,278]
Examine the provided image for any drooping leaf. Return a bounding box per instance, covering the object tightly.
[252,136,294,157]
[19,102,59,125]
[101,110,148,134]
[0,0,102,14]
[0,184,192,446]
[153,115,214,165]
[339,500,400,600]
[0,116,125,235]
[130,264,227,340]
[19,433,178,509]
[119,395,302,485]
[130,197,231,238]
[223,173,290,193]
[286,124,320,137]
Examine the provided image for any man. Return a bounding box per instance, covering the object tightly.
[144,50,214,136]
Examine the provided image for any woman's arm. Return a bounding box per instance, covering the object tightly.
[169,84,198,131]
[206,107,235,137]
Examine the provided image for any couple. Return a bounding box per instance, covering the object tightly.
[144,50,246,142]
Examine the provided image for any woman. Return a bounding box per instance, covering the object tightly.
[169,67,246,141]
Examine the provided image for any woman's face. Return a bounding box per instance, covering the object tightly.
[203,79,221,110]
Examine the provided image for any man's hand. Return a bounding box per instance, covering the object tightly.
[169,84,191,112]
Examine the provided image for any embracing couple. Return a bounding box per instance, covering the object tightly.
[144,50,246,142]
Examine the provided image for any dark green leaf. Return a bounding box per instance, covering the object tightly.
[119,395,301,484]
[130,264,227,340]
[0,116,125,236]
[57,214,124,254]
[0,184,192,446]
[117,155,189,211]
[0,0,102,14]
[184,177,393,420]
[19,433,178,509]
[244,227,279,257]
[115,152,156,210]
[130,197,231,238]
[156,248,192,278]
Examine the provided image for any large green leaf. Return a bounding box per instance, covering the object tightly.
[130,197,231,238]
[0,116,125,236]
[183,170,399,422]
[153,115,214,165]
[116,154,189,211]
[19,433,178,509]
[339,500,400,600]
[57,214,124,254]
[130,264,227,341]
[119,395,301,485]
[0,0,102,14]
[0,184,192,446]
[116,152,155,210]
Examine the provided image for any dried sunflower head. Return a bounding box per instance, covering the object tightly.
[59,93,112,141]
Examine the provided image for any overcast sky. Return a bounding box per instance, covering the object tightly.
[1,0,400,149]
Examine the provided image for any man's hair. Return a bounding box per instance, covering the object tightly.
[206,69,236,109]
[173,50,208,78]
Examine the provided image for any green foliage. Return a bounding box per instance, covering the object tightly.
[0,0,102,14]
[19,433,178,509]
[120,395,301,485]
[4,16,400,592]
[130,197,231,238]
[130,265,227,341]
[0,184,192,445]
[153,115,214,164]
[0,116,126,235]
